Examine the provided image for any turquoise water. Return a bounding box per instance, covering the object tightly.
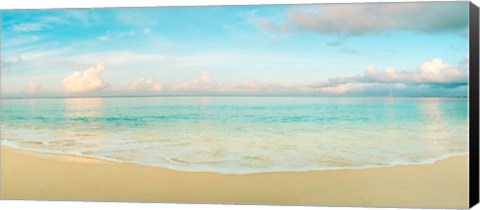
[0,97,468,174]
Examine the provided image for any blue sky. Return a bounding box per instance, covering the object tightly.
[1,2,470,97]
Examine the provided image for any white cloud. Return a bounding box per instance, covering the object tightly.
[361,59,467,84]
[308,58,467,93]
[173,72,215,91]
[13,23,45,32]
[67,10,99,27]
[10,10,98,35]
[318,83,370,94]
[63,62,109,93]
[37,16,69,25]
[414,59,465,83]
[258,2,468,35]
[129,78,163,92]
[163,58,466,95]
[219,81,297,93]
[114,9,160,27]
[3,36,40,48]
[28,80,42,93]
[1,56,23,73]
[98,35,109,41]
[97,30,137,42]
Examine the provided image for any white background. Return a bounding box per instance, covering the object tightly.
[0,0,479,210]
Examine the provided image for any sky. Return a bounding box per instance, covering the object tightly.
[0,2,470,98]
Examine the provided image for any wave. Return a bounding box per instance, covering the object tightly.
[0,140,468,175]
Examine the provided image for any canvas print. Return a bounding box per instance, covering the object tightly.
[0,1,476,209]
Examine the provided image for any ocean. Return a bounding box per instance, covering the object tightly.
[0,96,468,174]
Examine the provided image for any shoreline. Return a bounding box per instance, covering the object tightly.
[0,145,469,208]
[0,142,468,175]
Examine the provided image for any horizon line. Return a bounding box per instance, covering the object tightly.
[0,94,469,100]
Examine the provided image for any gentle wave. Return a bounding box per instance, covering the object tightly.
[0,141,468,174]
[0,97,469,174]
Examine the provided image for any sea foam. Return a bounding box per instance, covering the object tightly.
[0,96,469,174]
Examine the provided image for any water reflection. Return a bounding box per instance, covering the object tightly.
[64,98,104,118]
[418,98,449,151]
[62,98,106,143]
[1,96,469,173]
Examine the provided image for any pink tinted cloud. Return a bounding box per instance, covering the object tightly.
[28,80,42,93]
[129,78,164,92]
[63,62,109,93]
[173,71,215,91]
[308,58,467,94]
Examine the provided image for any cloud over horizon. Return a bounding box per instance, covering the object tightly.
[138,57,466,96]
[63,62,109,94]
[66,57,469,96]
[3,56,468,98]
[307,58,467,95]
[129,78,164,92]
[172,71,215,92]
[28,80,42,93]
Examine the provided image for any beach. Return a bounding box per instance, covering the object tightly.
[0,145,469,208]
[1,1,472,208]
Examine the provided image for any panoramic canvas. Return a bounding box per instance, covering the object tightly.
[0,1,475,209]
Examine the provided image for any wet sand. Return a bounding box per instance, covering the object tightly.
[0,145,469,208]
